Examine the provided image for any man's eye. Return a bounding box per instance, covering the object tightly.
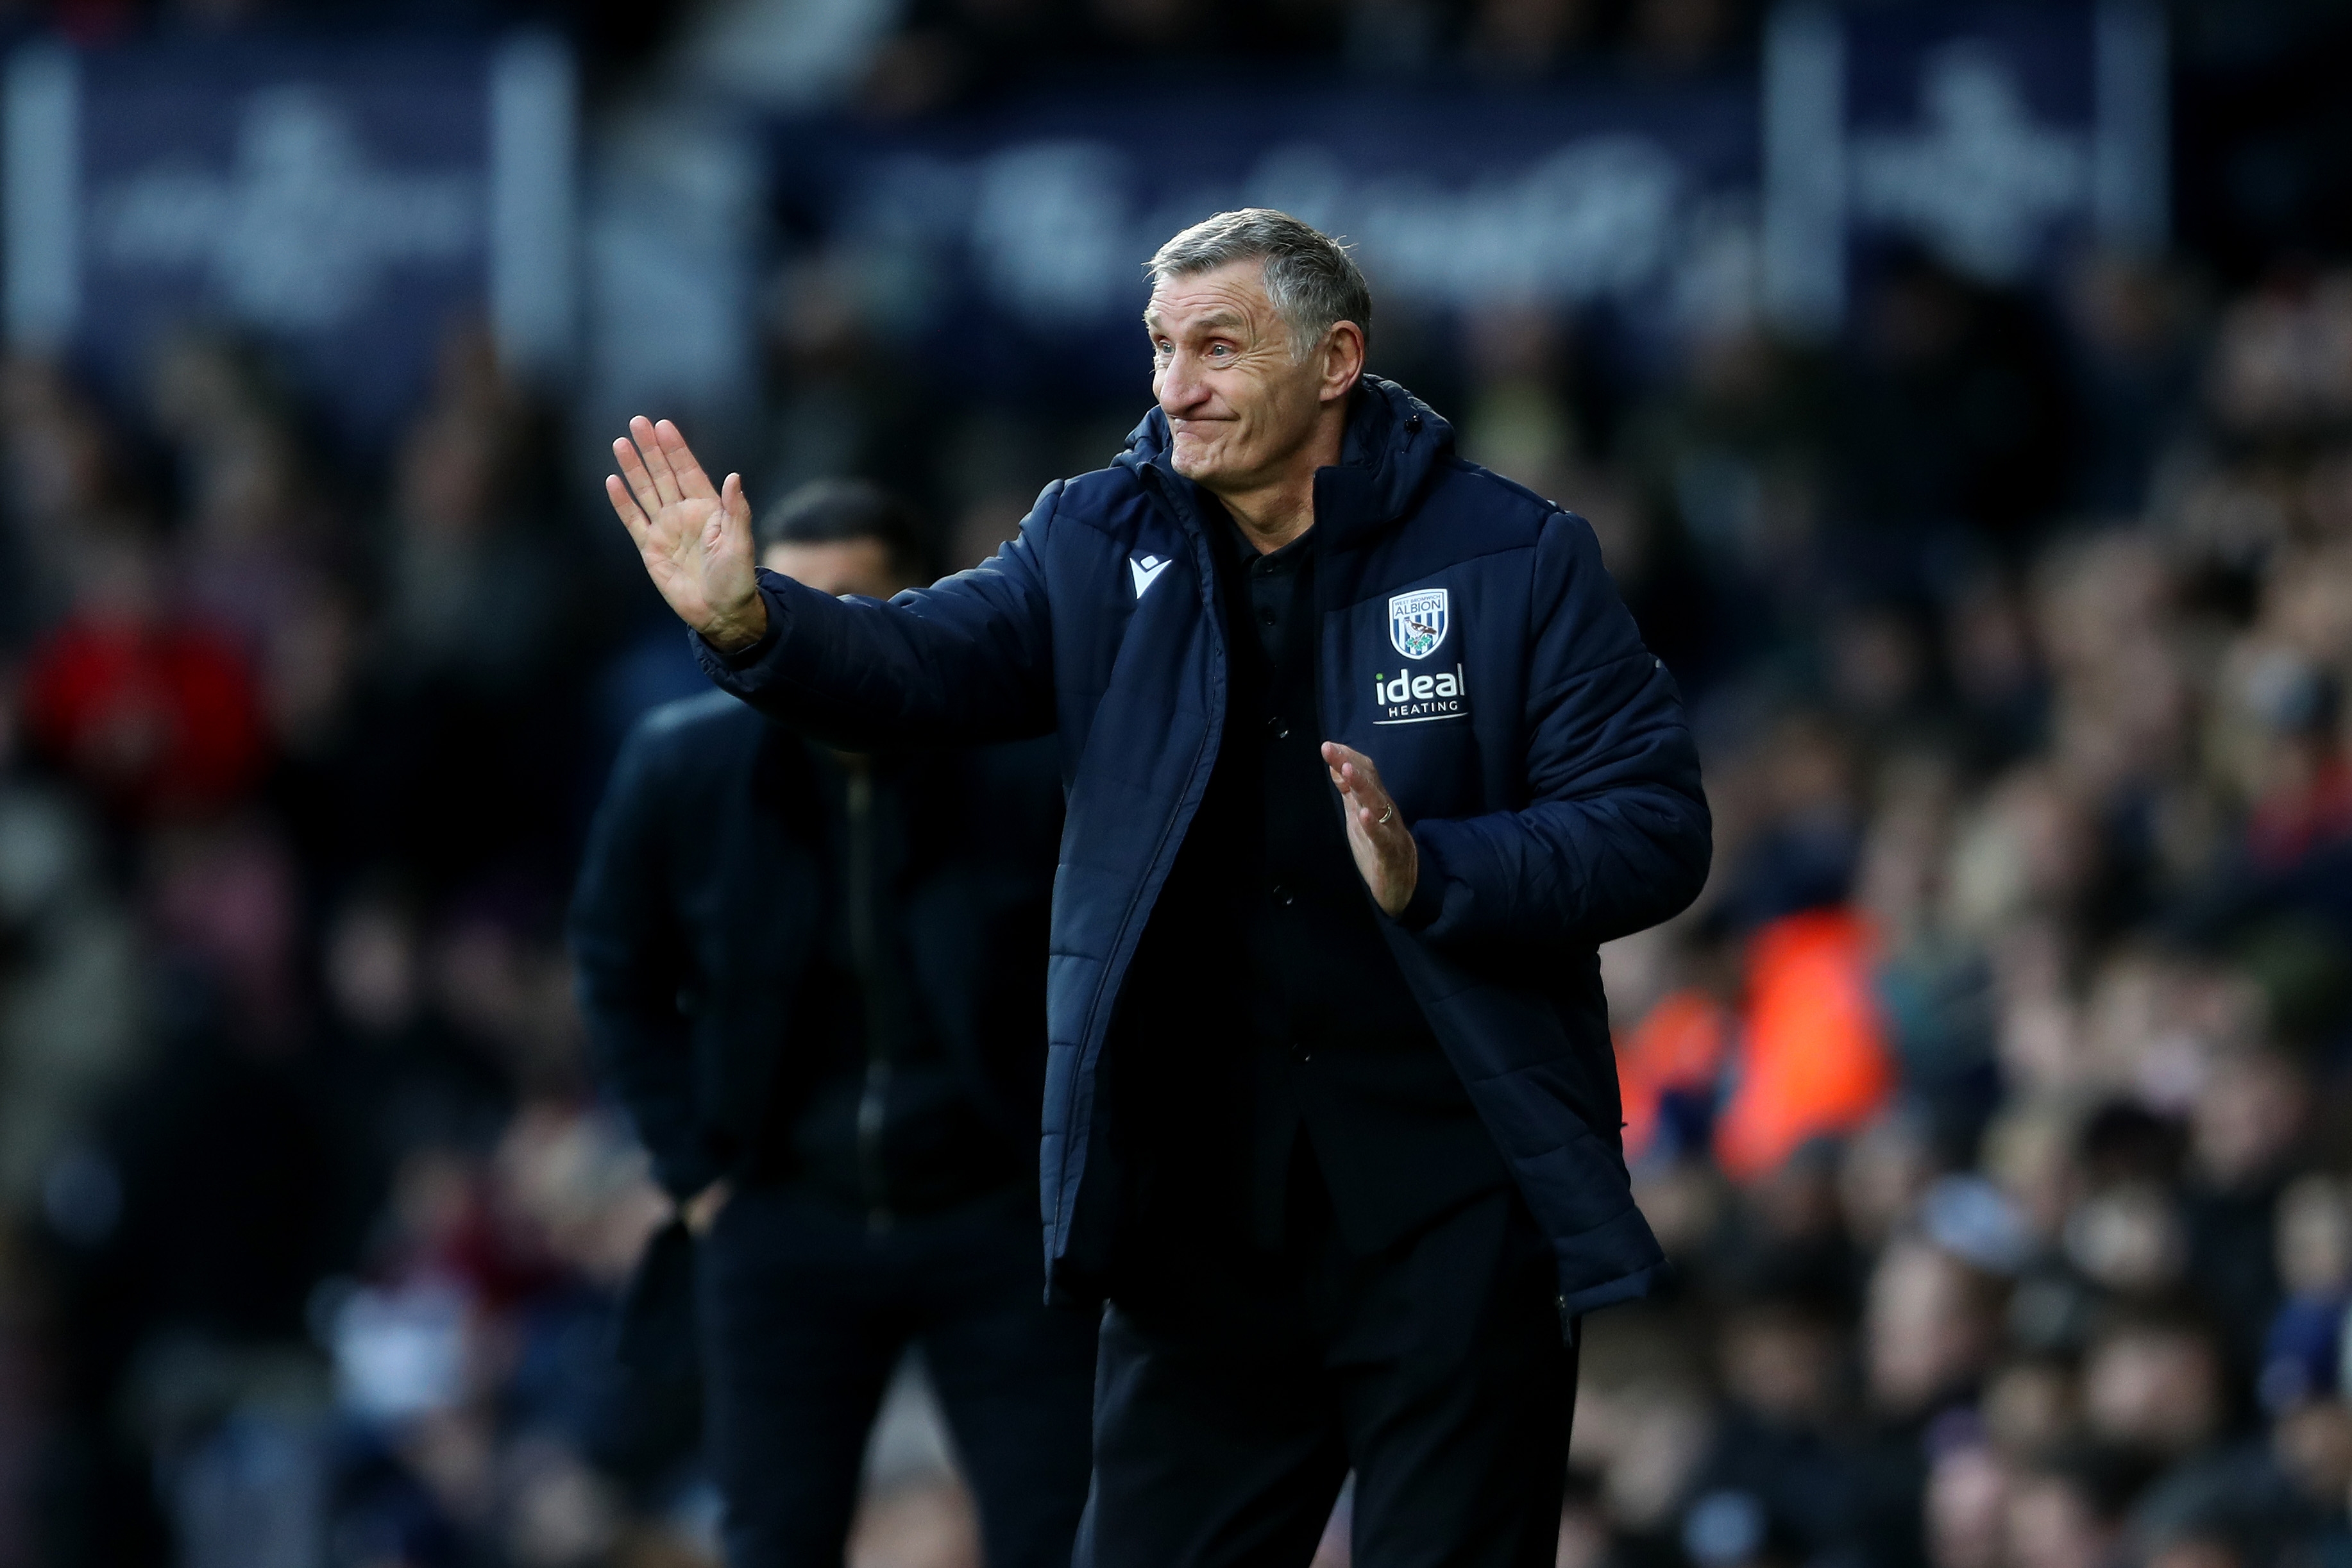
[1207,344,1231,360]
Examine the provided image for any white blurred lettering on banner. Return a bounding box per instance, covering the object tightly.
[92,84,480,330]
[861,130,1702,326]
[1849,42,2088,284]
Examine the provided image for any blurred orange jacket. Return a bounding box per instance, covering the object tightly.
[1714,907,1893,1182]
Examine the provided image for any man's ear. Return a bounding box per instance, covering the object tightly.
[1320,320,1366,404]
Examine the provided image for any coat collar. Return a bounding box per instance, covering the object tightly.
[1115,376,1453,551]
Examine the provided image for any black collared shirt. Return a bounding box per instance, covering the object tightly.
[1104,510,1507,1264]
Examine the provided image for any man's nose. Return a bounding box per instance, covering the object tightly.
[1157,350,1212,412]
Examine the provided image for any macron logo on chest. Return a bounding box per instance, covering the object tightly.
[1129,553,1171,599]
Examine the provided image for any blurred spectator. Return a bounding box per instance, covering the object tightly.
[1623,0,1749,77]
[1836,246,2079,565]
[1926,1430,2006,1568]
[1714,906,1893,1183]
[2001,1446,2147,1568]
[1620,324,1832,686]
[1462,0,1604,79]
[2262,1174,2352,1413]
[0,357,122,649]
[570,480,1094,1568]
[1342,0,1450,76]
[348,333,588,902]
[2080,1304,2229,1462]
[1677,1289,1862,1560]
[2060,251,2204,517]
[2206,269,2352,438]
[0,675,144,1215]
[1868,1238,2005,1424]
[20,526,271,823]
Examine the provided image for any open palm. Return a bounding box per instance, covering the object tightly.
[1323,741,1417,916]
[606,416,767,652]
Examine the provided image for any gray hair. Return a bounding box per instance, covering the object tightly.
[1146,208,1372,359]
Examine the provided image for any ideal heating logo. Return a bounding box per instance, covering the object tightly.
[1373,663,1469,725]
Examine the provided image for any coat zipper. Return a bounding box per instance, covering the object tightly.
[1049,466,1226,1240]
[845,761,893,1235]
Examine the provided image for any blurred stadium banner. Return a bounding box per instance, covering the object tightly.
[3,31,574,453]
[770,0,2167,398]
[1765,0,2167,334]
[772,76,1759,399]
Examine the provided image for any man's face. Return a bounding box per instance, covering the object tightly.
[763,537,908,600]
[1146,258,1332,493]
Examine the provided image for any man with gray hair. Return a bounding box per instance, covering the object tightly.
[607,208,1711,1566]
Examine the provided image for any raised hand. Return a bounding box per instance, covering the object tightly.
[1322,741,1417,916]
[607,417,768,652]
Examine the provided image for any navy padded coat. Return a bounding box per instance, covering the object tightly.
[698,377,1712,1318]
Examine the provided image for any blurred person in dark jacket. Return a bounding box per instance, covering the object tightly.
[605,210,1711,1567]
[568,480,1094,1568]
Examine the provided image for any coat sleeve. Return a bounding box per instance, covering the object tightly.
[568,719,717,1202]
[693,482,1063,750]
[1401,509,1711,950]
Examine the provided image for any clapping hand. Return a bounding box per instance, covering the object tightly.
[1323,742,1417,917]
[607,417,768,653]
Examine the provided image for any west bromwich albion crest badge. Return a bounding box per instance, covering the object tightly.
[1389,588,1449,660]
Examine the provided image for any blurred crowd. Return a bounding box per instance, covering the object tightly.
[856,0,1758,116]
[1538,248,2352,1568]
[0,8,2343,1568]
[0,323,720,1567]
[0,0,1760,89]
[8,240,2352,1568]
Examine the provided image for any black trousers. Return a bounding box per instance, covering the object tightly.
[698,1182,1098,1568]
[1076,1169,1580,1568]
